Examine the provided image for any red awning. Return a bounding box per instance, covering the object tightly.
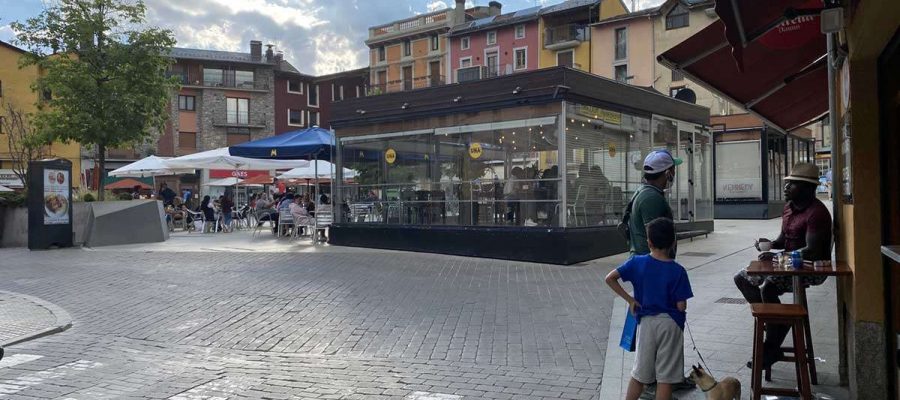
[658,0,828,132]
[104,178,152,190]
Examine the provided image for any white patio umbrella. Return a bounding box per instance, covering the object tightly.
[0,184,13,192]
[277,160,358,180]
[165,147,310,170]
[203,177,242,187]
[109,155,195,177]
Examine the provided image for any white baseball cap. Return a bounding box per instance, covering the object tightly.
[643,150,683,174]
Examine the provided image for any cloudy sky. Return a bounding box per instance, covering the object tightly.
[0,0,664,75]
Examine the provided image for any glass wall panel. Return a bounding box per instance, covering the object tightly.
[694,130,714,221]
[339,108,561,227]
[565,102,651,226]
[768,133,786,201]
[651,116,686,220]
[715,139,762,201]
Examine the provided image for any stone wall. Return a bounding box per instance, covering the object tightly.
[197,67,276,151]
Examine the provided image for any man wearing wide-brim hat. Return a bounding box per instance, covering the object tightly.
[733,162,833,370]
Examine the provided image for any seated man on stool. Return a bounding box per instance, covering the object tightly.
[734,162,833,370]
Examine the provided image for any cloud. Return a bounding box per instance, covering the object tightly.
[427,1,448,12]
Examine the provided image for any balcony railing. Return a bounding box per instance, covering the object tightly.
[369,10,450,39]
[368,75,446,95]
[212,115,269,129]
[167,72,269,91]
[456,64,516,83]
[544,24,589,48]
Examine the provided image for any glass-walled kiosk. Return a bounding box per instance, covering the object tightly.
[330,68,713,264]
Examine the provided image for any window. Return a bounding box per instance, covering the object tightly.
[671,69,684,82]
[515,25,526,39]
[178,132,197,151]
[431,35,440,51]
[377,46,386,62]
[339,85,345,101]
[226,97,249,125]
[486,31,497,45]
[460,57,472,68]
[0,117,4,135]
[288,109,304,126]
[557,51,574,68]
[203,68,223,86]
[614,28,627,60]
[614,65,628,83]
[308,84,319,107]
[403,40,412,57]
[514,48,527,70]
[0,80,3,97]
[666,3,690,30]
[308,111,320,127]
[287,79,303,94]
[356,86,361,98]
[178,95,195,111]
[42,89,52,101]
[331,84,336,101]
[461,37,470,50]
[234,70,254,88]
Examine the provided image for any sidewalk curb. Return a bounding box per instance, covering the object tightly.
[0,290,73,347]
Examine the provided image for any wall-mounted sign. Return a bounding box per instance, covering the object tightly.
[385,148,397,165]
[43,169,70,225]
[576,105,621,125]
[209,170,269,179]
[0,169,24,188]
[758,0,821,50]
[468,143,483,159]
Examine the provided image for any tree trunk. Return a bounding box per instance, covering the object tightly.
[97,144,106,201]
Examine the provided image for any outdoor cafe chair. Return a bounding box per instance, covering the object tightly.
[251,209,276,237]
[185,209,206,233]
[277,211,295,238]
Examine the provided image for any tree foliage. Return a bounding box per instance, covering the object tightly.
[12,0,178,200]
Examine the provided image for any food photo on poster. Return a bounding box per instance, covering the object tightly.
[43,169,70,225]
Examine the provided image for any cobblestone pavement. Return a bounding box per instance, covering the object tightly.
[0,291,69,347]
[0,248,616,399]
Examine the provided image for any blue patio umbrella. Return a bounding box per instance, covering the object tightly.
[228,126,333,161]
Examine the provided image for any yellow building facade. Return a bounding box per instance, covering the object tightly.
[0,41,82,188]
[538,0,628,71]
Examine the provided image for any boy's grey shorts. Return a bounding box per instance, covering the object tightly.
[632,314,684,384]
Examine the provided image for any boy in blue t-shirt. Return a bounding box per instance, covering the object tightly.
[605,217,693,400]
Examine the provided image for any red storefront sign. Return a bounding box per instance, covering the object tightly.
[209,169,270,179]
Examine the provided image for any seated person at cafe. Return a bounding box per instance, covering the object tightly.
[289,196,315,235]
[199,195,215,232]
[733,162,832,370]
[158,183,177,206]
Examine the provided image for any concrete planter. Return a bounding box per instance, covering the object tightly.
[1,201,163,248]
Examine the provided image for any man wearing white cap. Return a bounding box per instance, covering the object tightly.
[626,149,682,256]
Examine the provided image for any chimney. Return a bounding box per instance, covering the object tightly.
[265,44,274,62]
[275,51,284,63]
[250,40,262,61]
[454,0,466,25]
[488,1,502,16]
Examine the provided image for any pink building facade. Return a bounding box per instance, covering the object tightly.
[448,9,541,83]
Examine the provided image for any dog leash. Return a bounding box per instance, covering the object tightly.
[685,321,715,380]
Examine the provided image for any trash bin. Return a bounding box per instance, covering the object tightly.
[27,159,73,250]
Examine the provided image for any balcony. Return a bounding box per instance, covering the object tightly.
[456,65,516,83]
[369,75,446,95]
[167,72,269,91]
[544,24,589,50]
[212,115,269,129]
[367,10,450,45]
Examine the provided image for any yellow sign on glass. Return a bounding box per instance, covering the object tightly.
[385,148,397,164]
[608,144,617,158]
[577,105,621,125]
[468,143,483,159]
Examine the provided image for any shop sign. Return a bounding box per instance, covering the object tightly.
[0,169,24,188]
[717,178,762,199]
[576,105,621,125]
[43,169,70,225]
[385,148,397,164]
[209,170,269,179]
[468,143,483,159]
[758,0,821,50]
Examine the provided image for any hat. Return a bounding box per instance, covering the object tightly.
[785,163,820,185]
[643,150,683,174]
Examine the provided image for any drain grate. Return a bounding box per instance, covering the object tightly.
[680,252,716,257]
[715,297,748,304]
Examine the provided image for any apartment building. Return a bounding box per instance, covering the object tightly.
[274,65,368,134]
[0,40,82,189]
[366,0,495,94]
[314,68,369,130]
[539,0,628,71]
[447,3,541,83]
[590,0,736,115]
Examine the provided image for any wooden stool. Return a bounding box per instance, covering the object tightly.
[772,291,818,384]
[751,303,813,400]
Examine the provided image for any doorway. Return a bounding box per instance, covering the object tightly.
[402,66,413,91]
[429,61,441,87]
[879,27,900,400]
[485,51,499,78]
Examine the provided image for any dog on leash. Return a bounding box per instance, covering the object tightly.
[688,364,741,400]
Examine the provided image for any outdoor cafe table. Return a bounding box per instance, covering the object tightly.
[746,259,852,305]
